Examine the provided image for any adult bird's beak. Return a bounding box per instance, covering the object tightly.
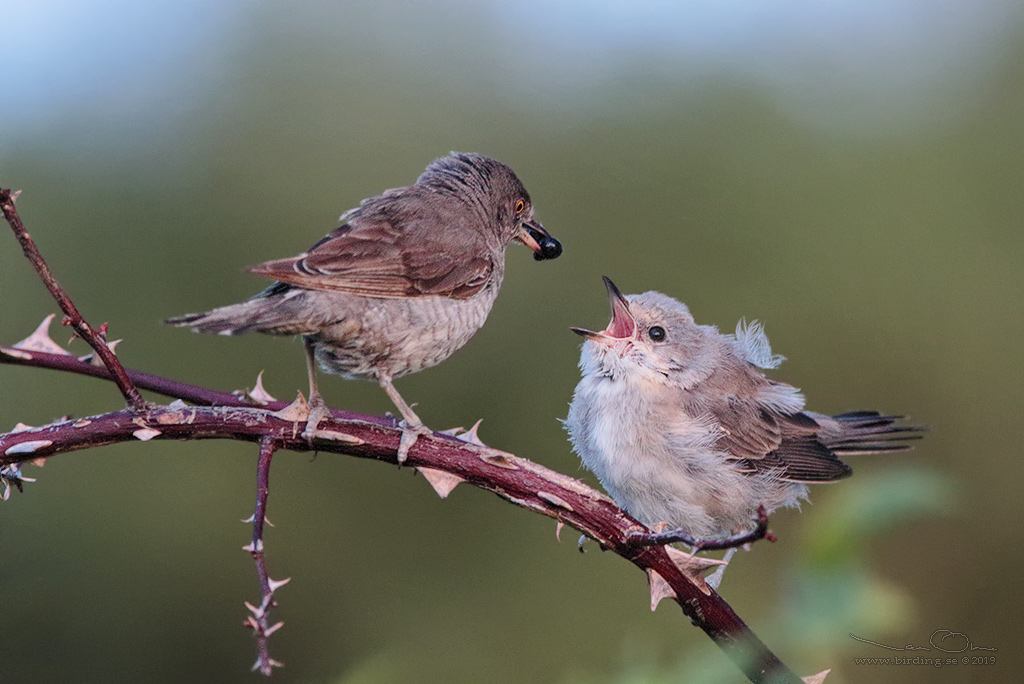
[516,219,562,261]
[571,276,638,342]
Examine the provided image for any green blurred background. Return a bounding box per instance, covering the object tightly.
[2,1,1021,682]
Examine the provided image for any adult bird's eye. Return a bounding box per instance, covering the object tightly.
[515,200,525,214]
[648,326,666,342]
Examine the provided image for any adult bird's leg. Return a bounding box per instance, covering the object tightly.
[378,372,431,464]
[300,337,329,442]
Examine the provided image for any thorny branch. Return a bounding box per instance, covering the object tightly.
[244,436,287,675]
[1,189,145,410]
[0,188,817,684]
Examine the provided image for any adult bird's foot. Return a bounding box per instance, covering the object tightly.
[396,421,433,464]
[300,393,330,444]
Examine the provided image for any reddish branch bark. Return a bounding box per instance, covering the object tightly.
[1,190,145,410]
[0,187,807,683]
[245,436,286,675]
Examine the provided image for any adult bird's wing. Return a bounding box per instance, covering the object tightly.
[249,206,495,300]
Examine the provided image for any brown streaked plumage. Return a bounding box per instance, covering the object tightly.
[169,153,561,459]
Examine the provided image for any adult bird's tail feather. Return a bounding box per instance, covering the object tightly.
[165,303,259,335]
[166,286,322,337]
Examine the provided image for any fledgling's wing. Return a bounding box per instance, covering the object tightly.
[709,393,855,483]
[683,357,849,482]
[703,370,924,483]
[250,195,495,300]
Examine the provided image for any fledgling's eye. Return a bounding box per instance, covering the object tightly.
[515,200,525,214]
[648,326,666,342]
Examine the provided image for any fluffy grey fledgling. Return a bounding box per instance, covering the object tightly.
[566,277,922,559]
[168,153,561,458]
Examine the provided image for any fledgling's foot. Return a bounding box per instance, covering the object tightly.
[301,393,330,444]
[397,421,433,464]
[625,506,773,551]
[625,525,701,549]
[704,547,738,591]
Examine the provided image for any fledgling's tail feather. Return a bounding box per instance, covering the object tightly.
[822,410,927,455]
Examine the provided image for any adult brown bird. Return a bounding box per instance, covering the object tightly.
[169,152,561,459]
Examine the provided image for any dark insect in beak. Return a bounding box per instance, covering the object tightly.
[531,229,562,261]
[519,219,562,261]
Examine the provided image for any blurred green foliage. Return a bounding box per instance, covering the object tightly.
[2,3,1021,683]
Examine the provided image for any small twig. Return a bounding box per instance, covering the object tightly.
[252,437,276,557]
[626,504,775,550]
[245,436,285,675]
[1,188,145,410]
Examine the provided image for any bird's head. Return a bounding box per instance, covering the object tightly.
[420,152,561,261]
[572,277,715,387]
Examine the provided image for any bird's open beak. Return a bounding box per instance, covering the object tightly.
[571,276,637,342]
[516,219,562,261]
